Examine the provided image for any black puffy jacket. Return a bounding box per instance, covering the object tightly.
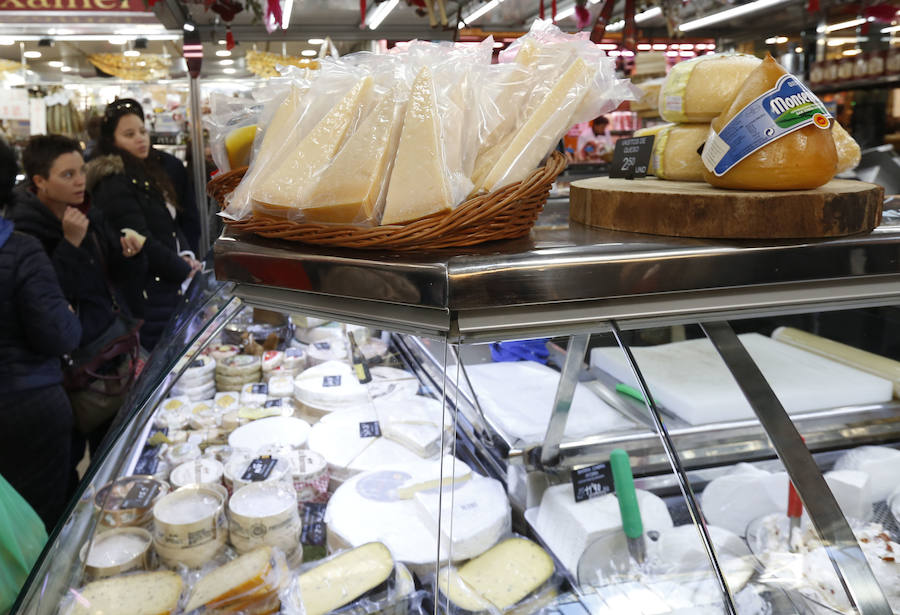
[156,148,200,255]
[86,155,191,351]
[6,186,147,347]
[0,217,82,393]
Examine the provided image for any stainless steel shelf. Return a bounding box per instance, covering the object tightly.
[215,201,900,341]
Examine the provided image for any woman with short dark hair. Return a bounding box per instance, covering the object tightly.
[88,99,201,351]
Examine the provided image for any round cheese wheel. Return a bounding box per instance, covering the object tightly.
[293,361,367,416]
[216,355,262,377]
[307,340,348,366]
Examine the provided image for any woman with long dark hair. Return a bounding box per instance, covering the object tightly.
[87,98,201,351]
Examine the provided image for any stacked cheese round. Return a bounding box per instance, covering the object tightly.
[293,361,368,420]
[171,356,216,400]
[224,454,294,495]
[264,348,307,384]
[293,322,344,345]
[228,482,302,555]
[216,355,262,392]
[169,458,225,490]
[307,339,349,366]
[207,344,240,362]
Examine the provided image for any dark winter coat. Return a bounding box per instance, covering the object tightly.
[0,216,82,393]
[155,148,200,255]
[86,154,191,351]
[6,186,147,347]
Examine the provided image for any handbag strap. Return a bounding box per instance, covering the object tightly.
[89,227,122,313]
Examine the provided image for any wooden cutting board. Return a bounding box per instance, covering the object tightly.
[569,177,884,238]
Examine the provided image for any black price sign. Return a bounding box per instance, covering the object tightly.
[120,481,160,510]
[264,399,283,408]
[313,342,331,351]
[251,383,268,395]
[301,502,327,546]
[286,348,304,357]
[359,421,382,438]
[241,456,278,482]
[189,359,204,368]
[322,375,341,388]
[609,136,654,180]
[571,462,615,502]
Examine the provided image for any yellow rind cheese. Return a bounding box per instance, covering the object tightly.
[659,54,761,123]
[651,123,709,181]
[298,543,395,615]
[832,121,861,173]
[225,124,257,170]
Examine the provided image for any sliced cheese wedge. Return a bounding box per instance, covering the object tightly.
[832,121,861,173]
[302,95,405,223]
[252,77,374,215]
[382,67,453,225]
[298,542,395,615]
[479,58,593,193]
[184,547,274,612]
[72,571,183,615]
[651,123,710,181]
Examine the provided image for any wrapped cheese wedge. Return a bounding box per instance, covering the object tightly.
[658,53,761,123]
[832,121,862,173]
[635,123,709,182]
[701,53,837,190]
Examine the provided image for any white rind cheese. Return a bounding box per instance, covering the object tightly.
[293,360,367,413]
[70,571,183,615]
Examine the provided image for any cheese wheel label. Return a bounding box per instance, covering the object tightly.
[322,375,341,388]
[702,74,831,177]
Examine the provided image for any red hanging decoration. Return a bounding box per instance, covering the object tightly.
[590,0,616,43]
[623,0,636,51]
[210,0,242,21]
[266,0,284,31]
[226,25,235,49]
[552,0,557,22]
[540,0,545,20]
[806,0,819,13]
[864,4,898,22]
[361,0,367,27]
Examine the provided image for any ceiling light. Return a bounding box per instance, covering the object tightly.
[124,49,140,57]
[826,37,859,46]
[606,6,663,31]
[817,17,872,33]
[219,58,234,65]
[842,48,863,55]
[881,25,900,33]
[621,50,634,57]
[637,43,652,50]
[795,46,803,52]
[493,41,505,48]
[776,36,788,43]
[458,0,501,28]
[108,36,127,45]
[665,50,678,57]
[60,65,72,72]
[183,22,196,32]
[282,0,294,29]
[301,49,316,57]
[48,60,64,68]
[652,43,667,50]
[369,0,400,29]
[215,49,231,57]
[679,0,791,32]
[218,39,227,45]
[608,50,621,56]
[555,4,576,19]
[597,43,618,50]
[23,51,41,59]
[308,38,325,45]
[679,50,696,56]
[679,43,694,49]
[223,67,236,74]
[0,37,15,45]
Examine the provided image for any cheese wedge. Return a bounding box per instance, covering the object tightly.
[302,96,404,223]
[225,124,257,170]
[479,58,593,192]
[184,547,275,612]
[650,123,709,181]
[453,537,555,609]
[298,542,395,615]
[252,77,374,215]
[832,121,861,173]
[702,54,837,190]
[659,54,761,123]
[382,68,453,225]
[72,571,183,615]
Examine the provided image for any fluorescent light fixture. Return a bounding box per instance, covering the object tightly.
[308,38,325,45]
[124,49,140,57]
[597,43,618,50]
[0,37,15,45]
[608,50,621,56]
[666,50,678,57]
[220,59,234,65]
[108,36,127,45]
[817,17,873,33]
[795,46,803,52]
[605,6,661,31]
[282,0,293,28]
[48,60,63,67]
[826,37,859,46]
[555,4,576,19]
[637,43,651,50]
[23,50,41,58]
[679,50,696,56]
[621,50,634,57]
[679,0,790,32]
[493,41,505,48]
[301,49,316,57]
[842,48,862,55]
[652,43,667,50]
[458,0,501,29]
[218,39,227,45]
[183,22,195,32]
[60,65,72,72]
[215,49,231,57]
[679,43,694,49]
[881,25,900,33]
[223,67,236,74]
[369,0,400,29]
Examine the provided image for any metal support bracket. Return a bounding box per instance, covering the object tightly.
[701,320,892,615]
[541,334,591,467]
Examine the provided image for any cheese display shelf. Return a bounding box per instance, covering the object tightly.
[14,198,900,615]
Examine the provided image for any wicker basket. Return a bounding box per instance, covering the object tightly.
[207,152,567,251]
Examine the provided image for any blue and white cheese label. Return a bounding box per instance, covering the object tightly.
[702,74,831,177]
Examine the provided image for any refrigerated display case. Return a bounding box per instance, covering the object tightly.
[14,198,900,615]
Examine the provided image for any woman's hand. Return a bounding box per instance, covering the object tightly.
[62,207,89,248]
[182,255,202,278]
[120,228,146,257]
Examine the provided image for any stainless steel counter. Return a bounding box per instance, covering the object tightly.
[214,199,900,341]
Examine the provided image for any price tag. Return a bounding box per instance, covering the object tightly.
[120,481,160,510]
[359,421,382,438]
[241,456,278,482]
[251,383,268,395]
[264,399,283,408]
[189,359,204,368]
[286,348,304,357]
[571,462,615,502]
[301,503,327,546]
[314,342,331,351]
[134,427,166,475]
[322,375,341,388]
[609,136,654,180]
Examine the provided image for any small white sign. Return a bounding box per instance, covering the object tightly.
[0,88,29,120]
[29,97,46,135]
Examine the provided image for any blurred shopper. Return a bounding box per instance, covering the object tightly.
[0,138,82,530]
[89,98,200,351]
[7,135,147,469]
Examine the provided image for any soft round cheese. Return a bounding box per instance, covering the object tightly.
[307,340,349,366]
[227,416,311,451]
[224,455,293,493]
[282,347,307,371]
[84,528,151,569]
[261,350,284,372]
[164,442,202,467]
[700,463,788,535]
[268,376,294,399]
[293,361,368,415]
[180,356,216,383]
[290,315,330,330]
[307,406,382,482]
[170,458,225,489]
[374,394,451,458]
[659,53,762,123]
[293,323,344,345]
[208,344,240,361]
[216,355,262,377]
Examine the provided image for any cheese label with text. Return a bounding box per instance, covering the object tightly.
[359,421,382,438]
[264,399,283,408]
[702,74,831,176]
[322,375,341,388]
[571,462,615,502]
[301,502,327,546]
[241,456,278,482]
[314,342,331,351]
[120,481,160,510]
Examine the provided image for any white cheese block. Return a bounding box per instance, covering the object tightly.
[70,571,183,615]
[590,333,893,425]
[240,383,269,406]
[265,365,301,383]
[188,400,219,430]
[216,354,261,376]
[480,58,593,192]
[327,461,464,570]
[298,542,395,615]
[307,406,379,482]
[184,546,275,612]
[821,470,874,521]
[227,416,311,451]
[463,361,634,443]
[375,394,450,457]
[293,360,368,413]
[368,366,420,400]
[164,442,202,467]
[303,95,404,223]
[652,525,755,592]
[534,484,674,574]
[160,396,191,414]
[267,376,294,399]
[282,347,307,371]
[307,339,349,366]
[260,350,283,372]
[382,67,454,225]
[700,463,788,536]
[396,456,472,499]
[832,445,900,502]
[293,323,342,344]
[414,474,510,561]
[252,77,374,212]
[350,436,436,475]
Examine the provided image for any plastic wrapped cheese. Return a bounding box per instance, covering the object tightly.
[635,123,709,182]
[832,121,861,173]
[659,53,761,123]
[701,54,837,190]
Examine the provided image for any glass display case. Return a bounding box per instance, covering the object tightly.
[14,199,900,615]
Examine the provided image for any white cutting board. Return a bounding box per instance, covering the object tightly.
[464,361,635,443]
[590,333,893,425]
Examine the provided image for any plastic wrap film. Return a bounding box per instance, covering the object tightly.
[643,123,710,182]
[658,53,762,123]
[831,121,862,174]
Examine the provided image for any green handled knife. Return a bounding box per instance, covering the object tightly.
[610,448,646,565]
